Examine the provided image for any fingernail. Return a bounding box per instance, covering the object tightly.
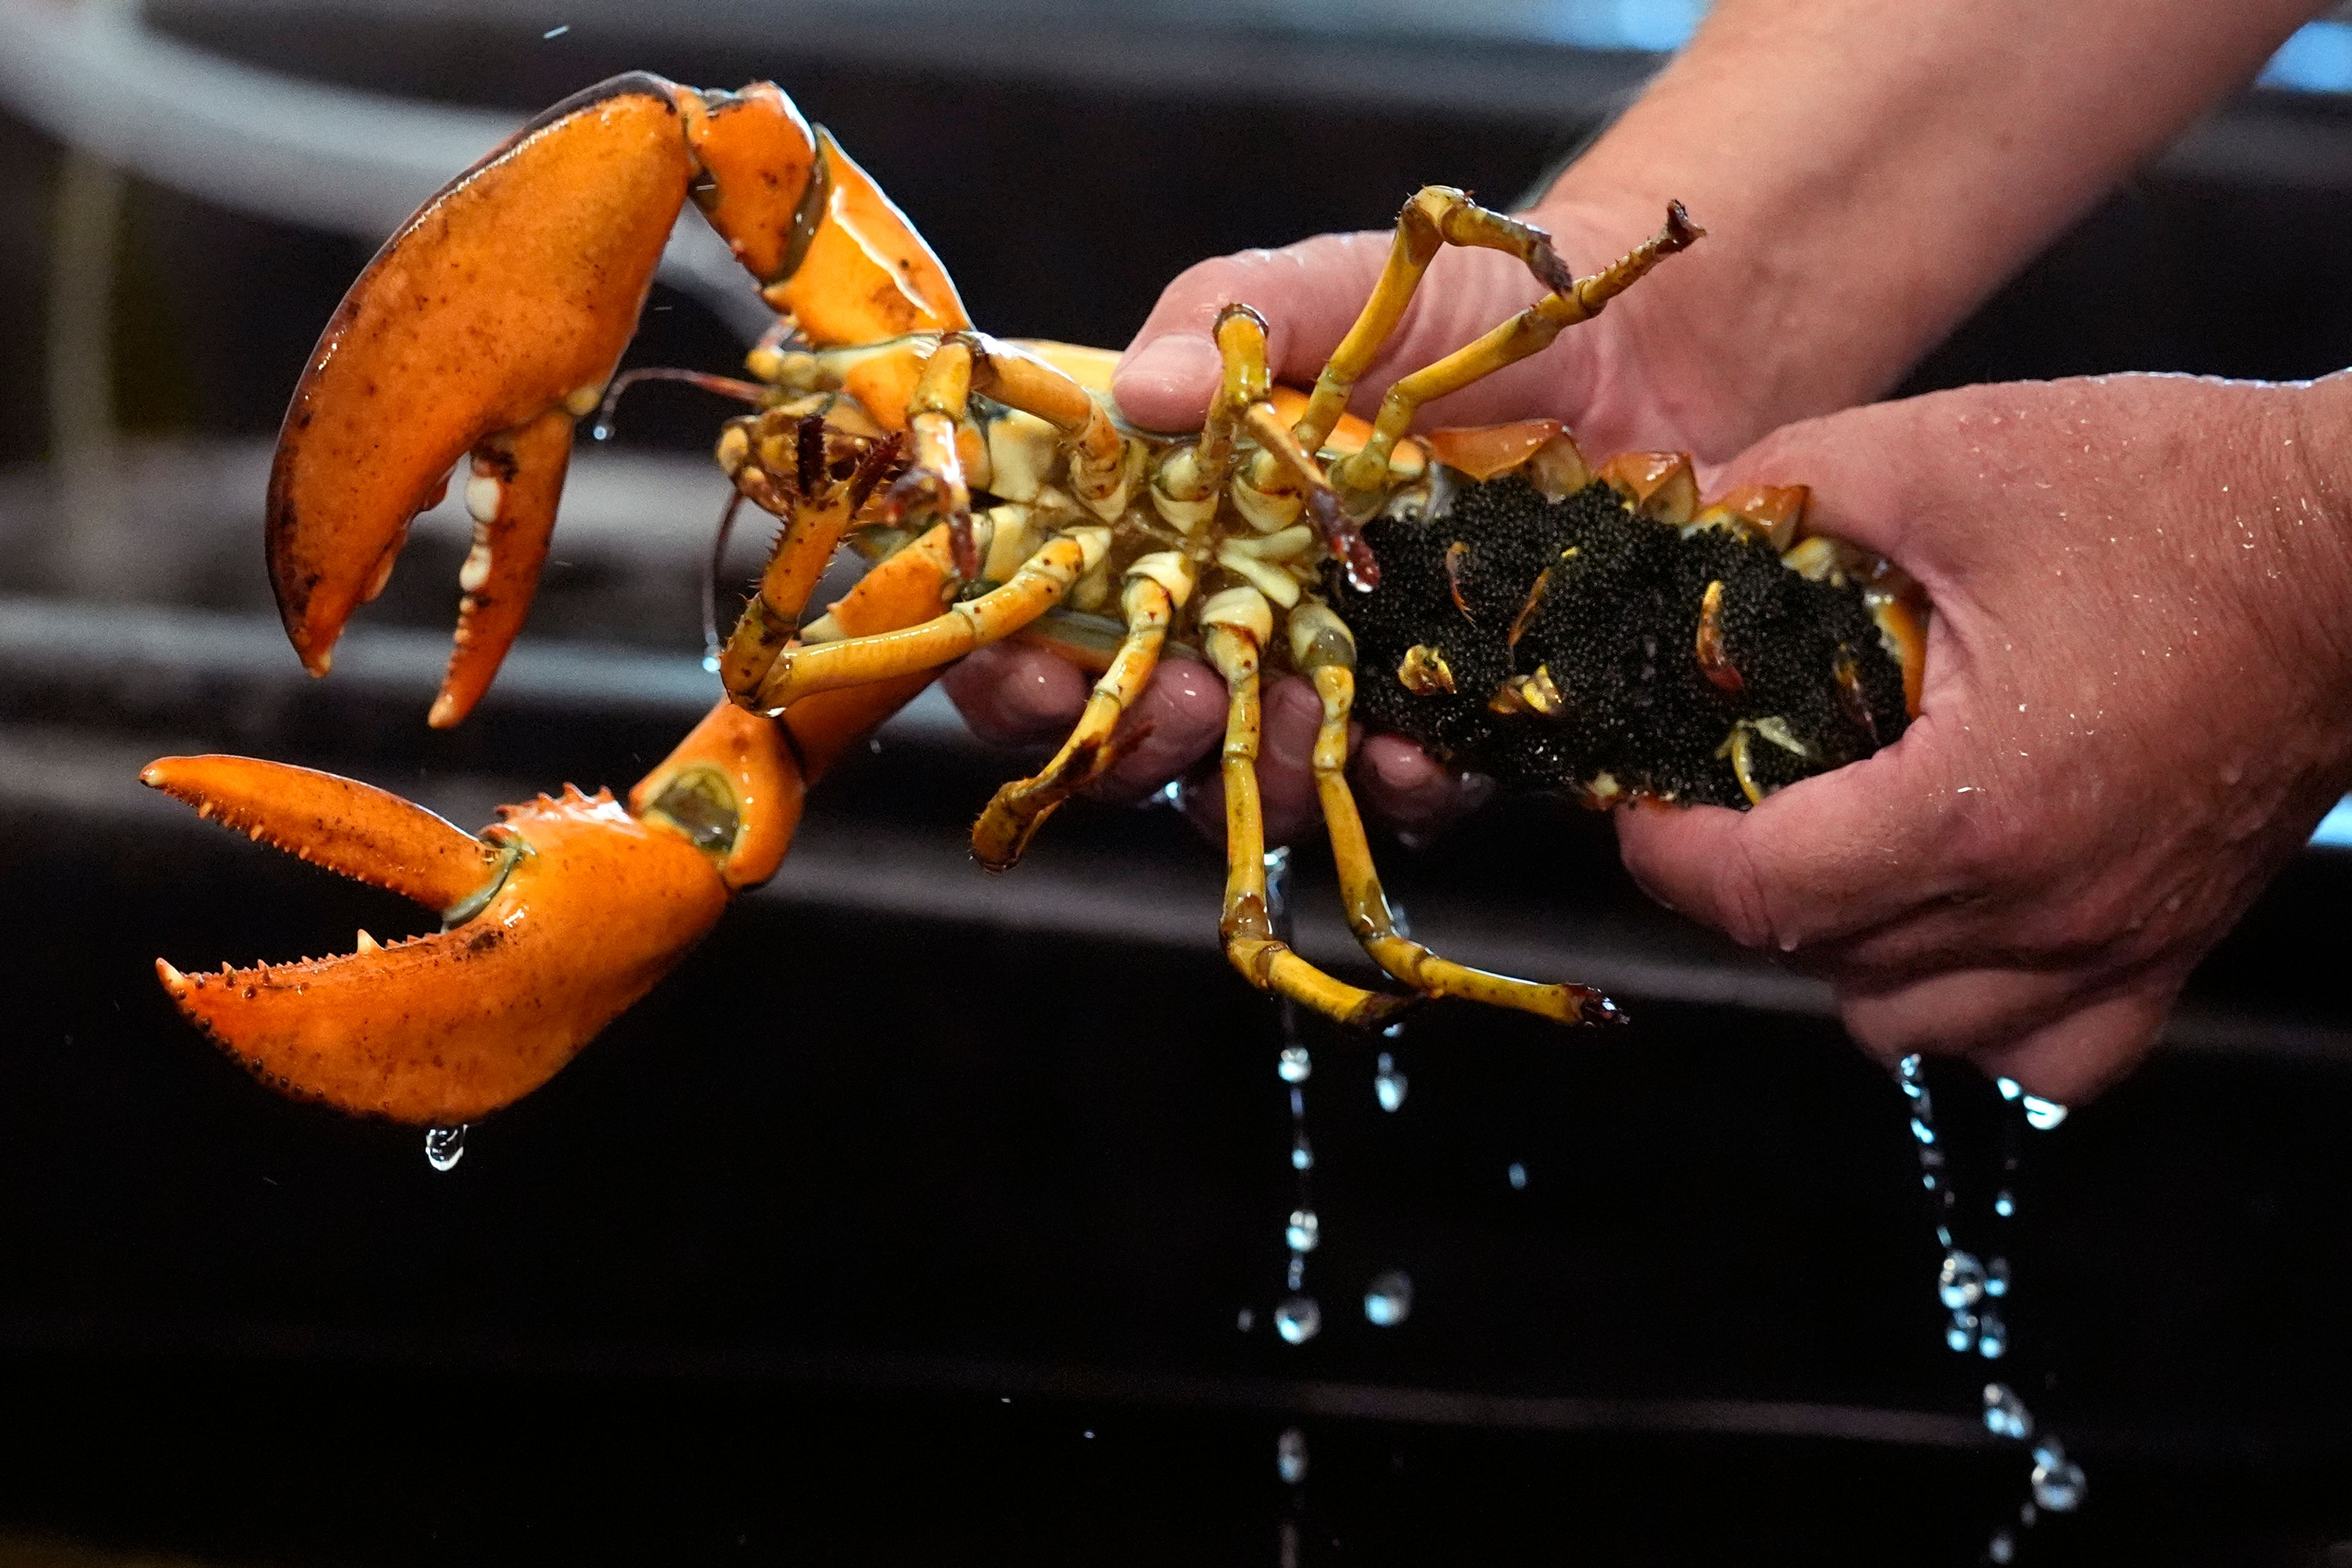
[1114,336,1220,431]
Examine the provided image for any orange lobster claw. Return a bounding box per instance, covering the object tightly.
[149,522,961,1124]
[142,706,784,1125]
[270,72,968,729]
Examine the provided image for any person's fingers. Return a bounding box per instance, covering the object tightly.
[1088,656,1227,803]
[1354,734,1480,840]
[1175,674,1328,849]
[940,643,1090,746]
[1257,676,1329,845]
[1972,980,2179,1105]
[1614,722,1975,954]
[1836,967,2090,1065]
[1113,233,1393,432]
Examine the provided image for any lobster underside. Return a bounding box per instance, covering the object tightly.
[143,69,1931,1125]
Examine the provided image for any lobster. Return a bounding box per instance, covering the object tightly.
[145,74,1926,1126]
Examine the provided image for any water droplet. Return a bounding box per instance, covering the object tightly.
[1155,779,1183,809]
[1977,1308,2008,1359]
[1994,1189,2016,1218]
[1910,1116,1936,1145]
[1289,1088,1305,1118]
[1988,1528,2016,1564]
[1945,1309,1978,1352]
[1940,1250,1986,1309]
[1287,1254,1305,1291]
[1276,1425,1308,1485]
[1363,1269,1414,1327]
[2030,1438,2086,1512]
[1897,1053,1923,1085]
[1275,1294,1322,1344]
[1381,1021,1406,1040]
[424,1124,467,1172]
[1374,1051,1408,1112]
[1983,1382,2035,1441]
[1291,1133,1314,1171]
[1985,1256,2011,1298]
[2023,1095,2068,1131]
[1278,1046,1312,1084]
[1389,901,1412,940]
[1996,1076,2022,1101]
[1083,1429,1095,1439]
[1286,1208,1321,1253]
[1923,1172,1939,1191]
[1237,1307,1256,1332]
[700,651,722,674]
[1507,1161,1528,1190]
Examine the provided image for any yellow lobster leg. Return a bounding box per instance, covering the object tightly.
[970,553,1199,871]
[755,526,1110,710]
[1291,187,1585,458]
[1203,594,1408,1030]
[1331,202,1704,494]
[1287,605,1624,1028]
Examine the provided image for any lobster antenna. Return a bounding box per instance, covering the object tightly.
[700,489,747,674]
[592,368,769,442]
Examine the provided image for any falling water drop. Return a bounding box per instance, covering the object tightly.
[1988,1529,2016,1564]
[424,1124,467,1172]
[1274,1294,1322,1345]
[701,651,722,674]
[1276,1426,1308,1485]
[1237,1308,1256,1332]
[1985,1256,2011,1298]
[2030,1438,2086,1512]
[1287,1254,1305,1291]
[1939,1249,1986,1309]
[1945,1309,1978,1353]
[1983,1382,2035,1441]
[1977,1308,2008,1360]
[1994,1189,2016,1218]
[1286,1208,1321,1254]
[1910,1116,1936,1145]
[2022,1095,2069,1131]
[1278,1046,1313,1084]
[1373,1051,1408,1113]
[1291,1132,1314,1172]
[1996,1076,2022,1101]
[1507,1161,1528,1190]
[1363,1269,1414,1327]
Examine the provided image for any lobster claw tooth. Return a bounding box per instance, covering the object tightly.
[146,749,735,1126]
[268,74,696,725]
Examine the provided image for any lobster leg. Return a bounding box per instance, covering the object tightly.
[715,420,905,704]
[755,525,1110,710]
[1293,616,1623,1027]
[1291,188,1582,457]
[1332,202,1704,494]
[1204,594,1409,1030]
[970,554,1197,871]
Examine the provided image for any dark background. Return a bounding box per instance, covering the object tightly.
[2,4,2352,1563]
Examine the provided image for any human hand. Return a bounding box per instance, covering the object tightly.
[1618,372,2352,1101]
[945,193,1740,842]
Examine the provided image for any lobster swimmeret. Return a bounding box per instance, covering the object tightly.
[145,74,1926,1125]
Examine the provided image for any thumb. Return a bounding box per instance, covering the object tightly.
[1112,231,1393,432]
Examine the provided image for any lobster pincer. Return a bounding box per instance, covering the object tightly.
[146,508,962,1125]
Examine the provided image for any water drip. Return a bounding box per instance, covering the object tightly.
[1274,1294,1322,1344]
[1363,1269,1413,1327]
[423,1124,467,1172]
[1276,1426,1308,1485]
